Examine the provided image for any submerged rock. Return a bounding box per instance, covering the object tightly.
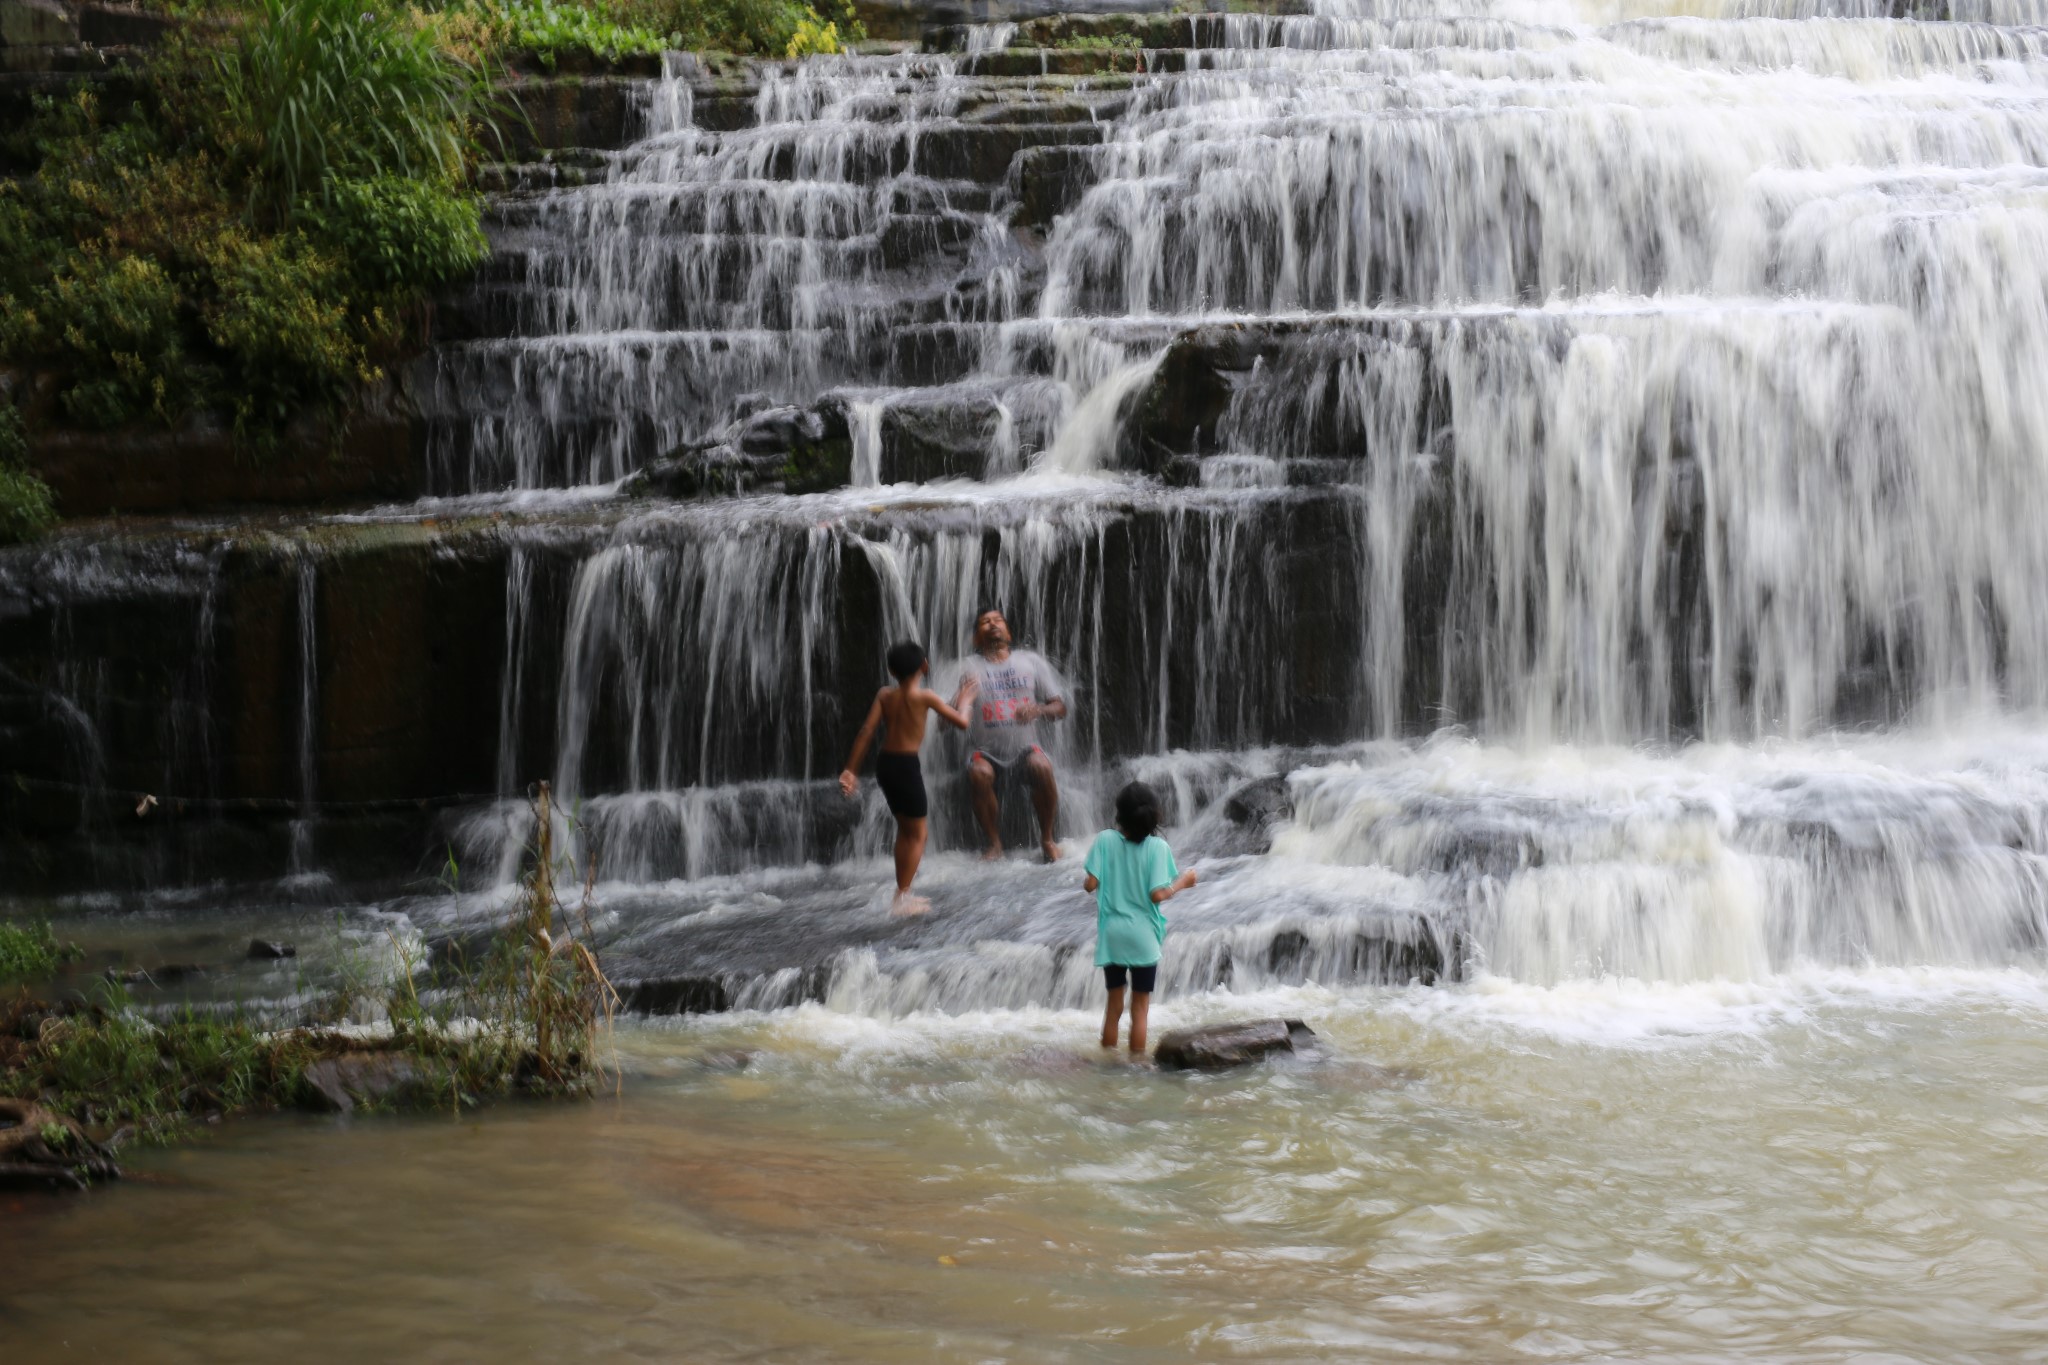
[302,1053,422,1115]
[1152,1018,1317,1071]
[246,940,297,960]
[105,963,206,985]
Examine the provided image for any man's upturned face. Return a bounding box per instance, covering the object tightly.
[975,611,1011,651]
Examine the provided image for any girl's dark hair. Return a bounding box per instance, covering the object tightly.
[1114,781,1162,843]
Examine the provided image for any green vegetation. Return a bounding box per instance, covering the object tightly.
[0,0,867,490]
[0,405,57,545]
[1,786,613,1159]
[494,0,865,66]
[1050,31,1144,70]
[0,920,81,984]
[1051,32,1143,51]
[14,990,311,1131]
[498,0,669,66]
[0,1,496,439]
[222,0,490,216]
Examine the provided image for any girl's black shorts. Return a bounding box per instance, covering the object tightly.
[1103,963,1157,993]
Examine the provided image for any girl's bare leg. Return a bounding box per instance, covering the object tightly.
[1128,992,1151,1056]
[1100,986,1125,1049]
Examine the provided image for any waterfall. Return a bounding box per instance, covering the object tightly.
[286,557,319,882]
[18,0,2048,1011]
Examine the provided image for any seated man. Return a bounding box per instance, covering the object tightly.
[952,607,1068,861]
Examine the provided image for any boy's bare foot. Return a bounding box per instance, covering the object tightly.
[890,893,931,917]
[1041,840,1063,862]
[980,844,1004,861]
[1099,1036,1117,1049]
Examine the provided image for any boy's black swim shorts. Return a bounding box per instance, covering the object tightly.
[875,752,928,819]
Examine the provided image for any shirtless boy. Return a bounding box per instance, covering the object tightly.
[839,640,973,915]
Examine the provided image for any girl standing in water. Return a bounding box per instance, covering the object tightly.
[1084,781,1198,1054]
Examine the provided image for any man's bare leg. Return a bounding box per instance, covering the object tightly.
[967,756,1003,859]
[1026,750,1061,861]
[1128,991,1151,1055]
[1101,985,1125,1049]
[891,816,930,915]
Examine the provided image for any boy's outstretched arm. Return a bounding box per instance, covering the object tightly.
[924,686,973,731]
[839,692,884,796]
[1149,868,1198,905]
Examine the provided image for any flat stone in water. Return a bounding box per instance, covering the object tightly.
[1152,1018,1317,1071]
[302,1054,422,1115]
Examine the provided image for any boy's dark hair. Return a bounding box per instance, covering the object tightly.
[1114,781,1162,843]
[886,640,927,681]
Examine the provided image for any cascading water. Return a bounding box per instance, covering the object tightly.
[286,556,320,883]
[17,0,2048,1020]
[413,0,2048,1010]
[18,7,2048,1350]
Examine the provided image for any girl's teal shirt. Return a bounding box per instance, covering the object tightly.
[1085,829,1178,967]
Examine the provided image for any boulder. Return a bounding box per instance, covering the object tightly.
[1208,774,1292,856]
[246,939,297,960]
[629,400,854,499]
[301,1052,422,1115]
[1125,324,1268,469]
[1152,1017,1316,1070]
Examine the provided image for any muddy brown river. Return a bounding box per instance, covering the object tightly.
[7,975,2047,1362]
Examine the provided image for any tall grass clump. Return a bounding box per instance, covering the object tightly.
[219,0,492,219]
[0,920,80,984]
[403,781,616,1095]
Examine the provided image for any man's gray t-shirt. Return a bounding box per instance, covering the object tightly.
[962,650,1057,761]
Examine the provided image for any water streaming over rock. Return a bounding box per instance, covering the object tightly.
[14,0,2048,1016]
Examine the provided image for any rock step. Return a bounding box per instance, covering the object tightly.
[0,484,1376,890]
[614,934,1442,1018]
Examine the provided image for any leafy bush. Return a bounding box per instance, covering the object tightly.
[305,175,489,292]
[0,464,57,544]
[9,253,187,428]
[498,0,667,66]
[0,406,59,543]
[219,0,492,218]
[610,0,861,56]
[784,11,839,57]
[203,229,378,433]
